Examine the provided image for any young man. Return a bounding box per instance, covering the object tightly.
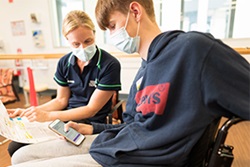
[10,0,249,167]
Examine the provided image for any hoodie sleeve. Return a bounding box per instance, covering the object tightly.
[201,40,250,120]
[92,122,126,134]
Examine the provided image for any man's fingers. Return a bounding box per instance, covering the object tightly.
[64,121,78,132]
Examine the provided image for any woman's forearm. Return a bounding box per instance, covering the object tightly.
[47,106,94,122]
[37,98,68,111]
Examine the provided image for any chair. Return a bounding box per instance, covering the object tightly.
[23,67,48,106]
[0,68,19,145]
[0,68,19,104]
[107,91,126,124]
[189,117,245,167]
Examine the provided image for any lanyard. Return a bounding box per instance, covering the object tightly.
[95,47,102,87]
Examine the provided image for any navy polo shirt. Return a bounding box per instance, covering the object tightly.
[54,46,121,123]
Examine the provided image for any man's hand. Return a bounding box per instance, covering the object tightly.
[64,121,93,135]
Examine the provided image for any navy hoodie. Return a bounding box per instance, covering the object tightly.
[89,31,250,167]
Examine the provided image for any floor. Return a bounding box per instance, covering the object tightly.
[0,137,11,167]
[0,93,250,167]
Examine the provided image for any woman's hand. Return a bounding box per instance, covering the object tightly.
[7,108,26,118]
[7,107,50,122]
[21,106,50,122]
[64,121,93,135]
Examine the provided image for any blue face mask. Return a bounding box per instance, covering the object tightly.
[72,43,97,62]
[110,12,140,54]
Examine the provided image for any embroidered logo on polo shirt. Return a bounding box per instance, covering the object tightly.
[135,82,170,115]
[67,80,75,83]
[89,80,96,87]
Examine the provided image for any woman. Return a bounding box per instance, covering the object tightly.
[7,10,121,156]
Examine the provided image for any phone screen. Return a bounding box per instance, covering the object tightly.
[49,119,85,145]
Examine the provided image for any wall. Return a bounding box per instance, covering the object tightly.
[0,0,60,90]
[222,38,250,62]
[0,0,112,54]
[0,0,70,54]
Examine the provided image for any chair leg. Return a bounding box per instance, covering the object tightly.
[0,137,9,145]
[23,89,30,107]
[36,92,40,105]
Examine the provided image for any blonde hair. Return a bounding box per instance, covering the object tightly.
[62,10,95,37]
[95,0,155,30]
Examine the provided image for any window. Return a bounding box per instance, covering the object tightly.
[49,0,85,47]
[155,0,250,39]
[50,0,250,48]
[180,0,236,38]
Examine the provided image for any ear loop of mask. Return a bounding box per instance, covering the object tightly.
[125,10,140,37]
[124,10,130,29]
[136,22,140,37]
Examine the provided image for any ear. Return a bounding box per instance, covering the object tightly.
[129,2,142,23]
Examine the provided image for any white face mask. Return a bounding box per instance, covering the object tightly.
[72,43,97,62]
[110,12,140,54]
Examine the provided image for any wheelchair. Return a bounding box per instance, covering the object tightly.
[189,117,245,167]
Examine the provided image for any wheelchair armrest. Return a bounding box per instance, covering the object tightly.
[213,117,243,148]
[206,117,245,167]
[220,117,243,132]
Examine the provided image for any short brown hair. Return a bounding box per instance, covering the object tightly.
[95,0,155,30]
[62,10,95,37]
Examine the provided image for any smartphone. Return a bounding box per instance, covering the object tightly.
[48,119,85,146]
